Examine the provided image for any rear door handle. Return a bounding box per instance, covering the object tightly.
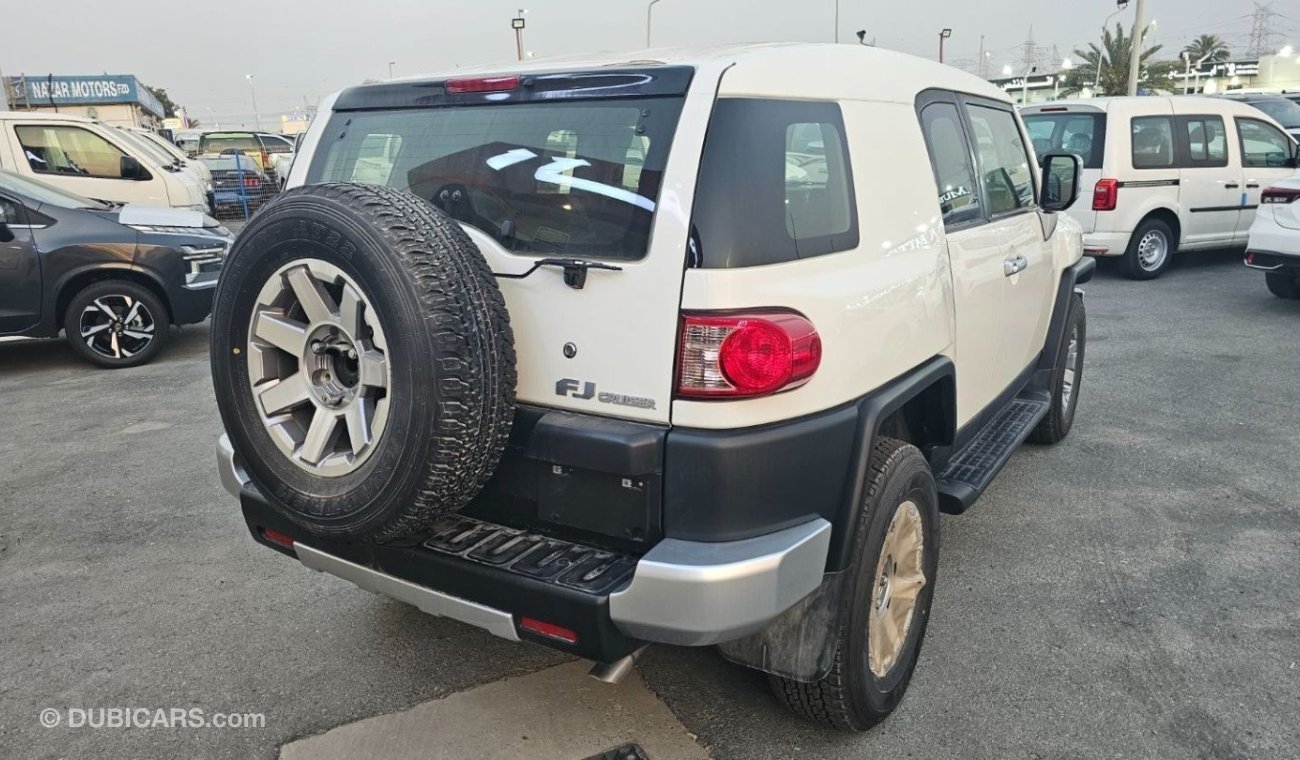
[1224,183,1240,189]
[1003,254,1028,277]
[1246,183,1260,189]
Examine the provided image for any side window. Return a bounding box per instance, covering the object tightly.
[259,135,293,154]
[1131,116,1175,169]
[0,195,24,224]
[919,102,982,228]
[784,120,853,241]
[1181,116,1227,167]
[691,98,858,268]
[964,104,1035,215]
[14,125,128,178]
[1236,118,1293,168]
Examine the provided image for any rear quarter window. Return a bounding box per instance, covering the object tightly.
[690,99,858,268]
[1022,112,1106,169]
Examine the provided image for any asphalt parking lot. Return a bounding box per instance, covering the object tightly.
[1,250,1297,759]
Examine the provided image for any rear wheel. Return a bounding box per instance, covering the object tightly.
[1265,271,1300,299]
[64,280,170,368]
[1121,218,1175,280]
[769,438,939,731]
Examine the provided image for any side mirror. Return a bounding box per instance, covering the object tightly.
[1039,152,1082,213]
[120,155,149,181]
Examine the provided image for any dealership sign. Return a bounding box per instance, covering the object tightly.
[5,74,165,117]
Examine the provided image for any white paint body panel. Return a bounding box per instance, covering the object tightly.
[293,44,1082,432]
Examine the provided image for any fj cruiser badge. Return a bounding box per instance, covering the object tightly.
[556,379,656,410]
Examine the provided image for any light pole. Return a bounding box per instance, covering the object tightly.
[938,28,952,63]
[1095,0,1131,89]
[1126,0,1146,96]
[646,0,661,47]
[388,61,396,78]
[1056,58,1073,98]
[512,9,527,62]
[245,74,260,131]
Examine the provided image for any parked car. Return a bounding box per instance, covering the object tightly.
[1244,176,1300,299]
[196,154,274,218]
[1022,97,1298,279]
[197,131,294,174]
[108,124,212,192]
[0,169,230,367]
[0,111,210,212]
[174,129,202,157]
[211,44,1092,731]
[1211,93,1300,141]
[124,126,213,184]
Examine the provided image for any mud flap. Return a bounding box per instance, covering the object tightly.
[715,570,849,682]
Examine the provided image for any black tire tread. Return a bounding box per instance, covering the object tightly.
[768,437,927,731]
[1030,292,1086,445]
[213,182,514,542]
[1265,271,1300,299]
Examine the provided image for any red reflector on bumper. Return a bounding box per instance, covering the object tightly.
[262,529,296,550]
[519,617,579,644]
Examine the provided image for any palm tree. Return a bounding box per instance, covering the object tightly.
[1181,34,1231,64]
[1059,22,1178,97]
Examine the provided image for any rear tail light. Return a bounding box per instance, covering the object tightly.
[242,175,261,189]
[1261,186,1300,204]
[677,311,821,399]
[446,75,520,94]
[519,617,578,644]
[1093,179,1119,211]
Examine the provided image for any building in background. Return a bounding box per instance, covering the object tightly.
[2,74,165,128]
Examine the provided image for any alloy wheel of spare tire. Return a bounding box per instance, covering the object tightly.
[210,183,516,541]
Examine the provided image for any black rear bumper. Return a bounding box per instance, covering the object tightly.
[240,492,647,663]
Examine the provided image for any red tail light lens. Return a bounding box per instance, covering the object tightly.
[1261,186,1300,204]
[446,75,520,94]
[261,528,295,550]
[242,176,261,189]
[1093,178,1119,211]
[677,312,821,398]
[519,617,578,644]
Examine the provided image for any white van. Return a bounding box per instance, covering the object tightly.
[0,112,209,211]
[1022,97,1299,279]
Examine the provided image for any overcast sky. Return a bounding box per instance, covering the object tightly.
[3,0,1297,128]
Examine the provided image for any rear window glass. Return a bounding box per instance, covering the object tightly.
[1022,112,1106,169]
[690,99,857,268]
[201,134,262,154]
[306,98,683,261]
[1131,117,1175,169]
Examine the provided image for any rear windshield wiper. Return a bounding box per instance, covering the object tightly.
[494,257,623,289]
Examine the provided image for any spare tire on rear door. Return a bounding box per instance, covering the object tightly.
[210,183,516,541]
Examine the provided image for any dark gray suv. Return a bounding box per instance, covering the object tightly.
[0,170,232,367]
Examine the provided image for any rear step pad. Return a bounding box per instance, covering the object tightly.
[423,516,639,596]
[936,393,1050,514]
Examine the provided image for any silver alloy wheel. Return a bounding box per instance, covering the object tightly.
[868,499,927,679]
[79,295,156,360]
[247,259,391,477]
[1137,229,1168,271]
[1061,323,1079,412]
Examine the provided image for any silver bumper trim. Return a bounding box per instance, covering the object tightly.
[609,519,832,646]
[294,543,521,642]
[217,433,251,498]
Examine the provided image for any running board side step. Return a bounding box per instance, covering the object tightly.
[935,392,1050,514]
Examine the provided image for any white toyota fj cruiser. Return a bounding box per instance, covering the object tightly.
[212,43,1092,730]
